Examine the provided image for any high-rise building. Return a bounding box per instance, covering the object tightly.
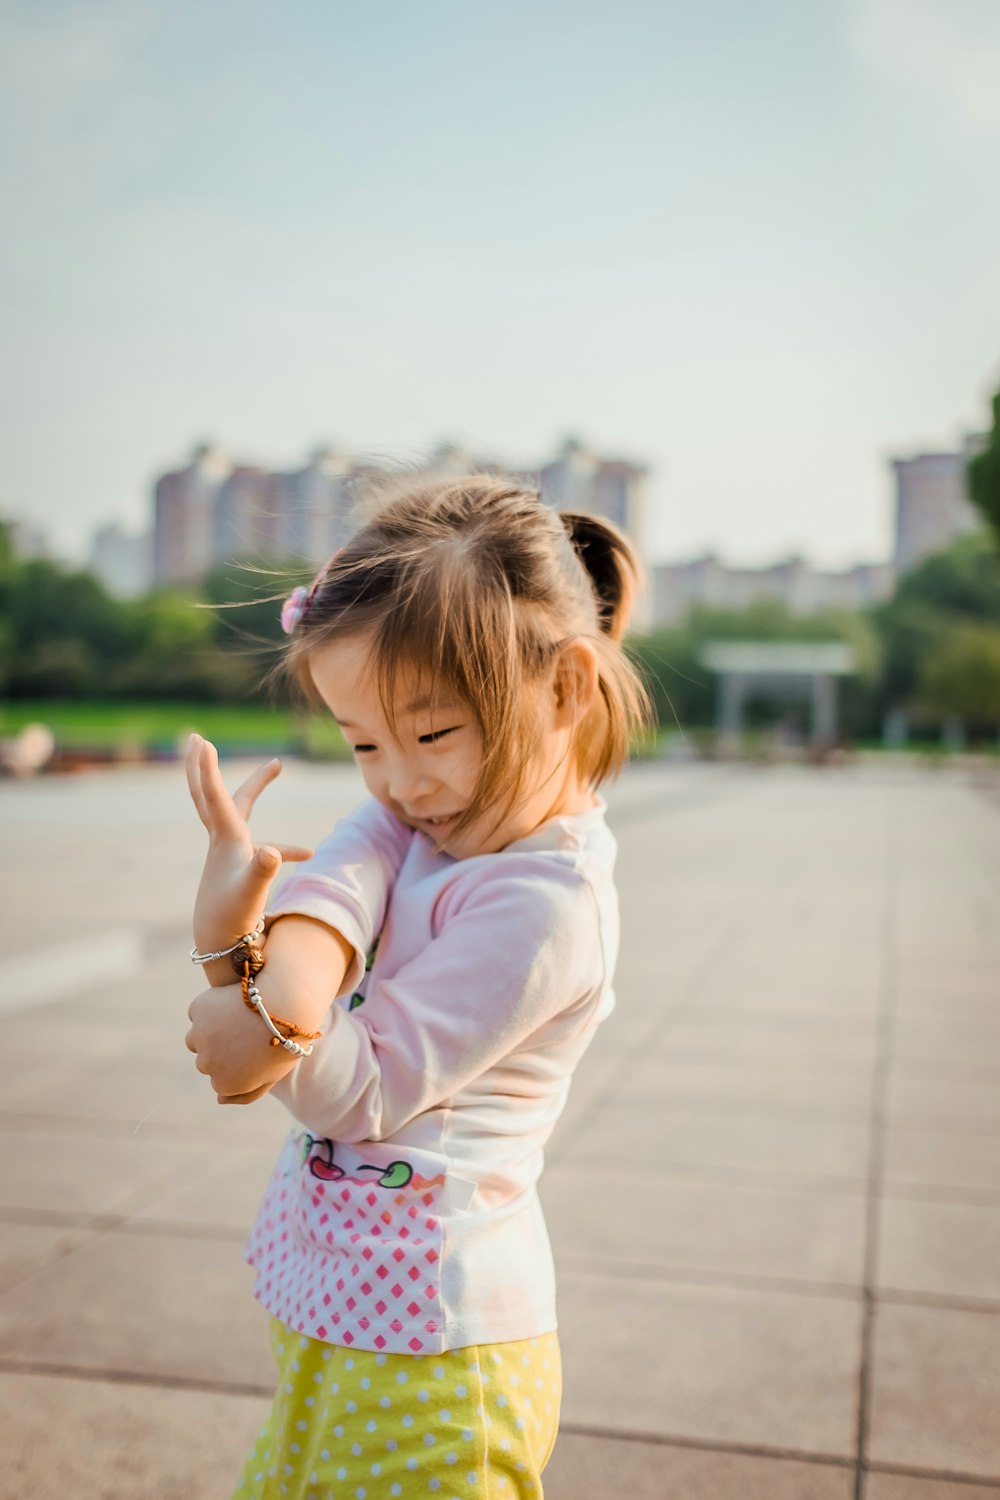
[538,437,649,626]
[651,552,895,627]
[276,448,355,563]
[153,444,231,584]
[212,465,283,564]
[148,435,652,598]
[892,434,985,576]
[539,437,646,549]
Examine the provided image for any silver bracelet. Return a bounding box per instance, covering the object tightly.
[190,917,265,965]
[245,977,315,1059]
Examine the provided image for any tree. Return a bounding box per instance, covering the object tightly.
[918,623,1000,730]
[2,558,129,697]
[891,530,1000,621]
[870,530,1000,722]
[969,384,1000,552]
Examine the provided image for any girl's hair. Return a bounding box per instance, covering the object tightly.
[287,471,652,839]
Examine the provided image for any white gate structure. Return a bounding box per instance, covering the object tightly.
[701,641,857,747]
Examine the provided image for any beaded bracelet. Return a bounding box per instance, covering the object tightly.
[240,962,320,1058]
[190,917,265,966]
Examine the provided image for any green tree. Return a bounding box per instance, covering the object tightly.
[2,558,129,697]
[969,385,1000,552]
[871,530,1000,722]
[115,591,233,699]
[918,623,1000,729]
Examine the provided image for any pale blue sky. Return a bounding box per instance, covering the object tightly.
[2,0,999,567]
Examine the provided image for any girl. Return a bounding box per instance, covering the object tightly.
[185,473,650,1499]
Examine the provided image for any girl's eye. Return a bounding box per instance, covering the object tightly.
[419,727,460,745]
[353,744,376,755]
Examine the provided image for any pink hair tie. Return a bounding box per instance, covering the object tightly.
[280,552,340,635]
[280,586,311,635]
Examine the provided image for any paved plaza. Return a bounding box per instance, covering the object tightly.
[1,756,998,1499]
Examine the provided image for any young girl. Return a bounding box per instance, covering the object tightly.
[185,473,650,1499]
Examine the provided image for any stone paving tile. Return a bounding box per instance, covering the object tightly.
[868,1303,1000,1478]
[697,972,882,1016]
[647,1017,878,1073]
[890,1012,1000,1067]
[5,1011,187,1066]
[0,1058,204,1122]
[701,960,881,996]
[883,1125,1000,1197]
[896,947,1000,986]
[130,1143,283,1233]
[0,1221,97,1294]
[0,1061,291,1143]
[886,1068,1000,1125]
[895,993,1000,1028]
[0,1370,269,1500]
[614,1057,874,1115]
[877,1198,1000,1302]
[557,1101,870,1184]
[0,1127,209,1216]
[545,1432,854,1499]
[865,1477,1000,1500]
[556,1267,861,1457]
[543,1161,866,1286]
[0,1229,274,1388]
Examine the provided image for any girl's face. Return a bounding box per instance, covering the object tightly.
[309,632,595,858]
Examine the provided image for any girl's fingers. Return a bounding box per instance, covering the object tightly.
[232,757,283,822]
[268,843,314,863]
[197,738,247,839]
[251,845,283,881]
[218,1084,273,1105]
[185,734,211,828]
[246,841,310,883]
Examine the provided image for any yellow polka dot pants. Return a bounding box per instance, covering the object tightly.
[234,1317,562,1499]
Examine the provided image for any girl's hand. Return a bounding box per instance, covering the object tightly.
[186,733,313,956]
[186,983,299,1104]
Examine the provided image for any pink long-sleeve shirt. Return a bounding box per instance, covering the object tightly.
[246,793,619,1354]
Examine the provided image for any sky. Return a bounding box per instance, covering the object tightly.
[1,0,999,569]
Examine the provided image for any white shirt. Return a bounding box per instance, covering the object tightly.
[245,794,619,1354]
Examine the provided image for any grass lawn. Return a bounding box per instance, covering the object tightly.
[0,700,351,757]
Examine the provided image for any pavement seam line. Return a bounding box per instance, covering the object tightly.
[852,790,903,1500]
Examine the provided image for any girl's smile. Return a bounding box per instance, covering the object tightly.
[308,630,597,858]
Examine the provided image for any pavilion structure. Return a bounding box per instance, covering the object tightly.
[700,640,857,747]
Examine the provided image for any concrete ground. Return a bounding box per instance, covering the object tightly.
[1,756,998,1499]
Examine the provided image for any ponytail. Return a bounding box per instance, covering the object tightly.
[560,511,640,642]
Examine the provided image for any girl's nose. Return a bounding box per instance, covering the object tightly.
[386,761,434,808]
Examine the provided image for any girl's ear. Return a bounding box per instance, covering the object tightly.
[553,638,600,722]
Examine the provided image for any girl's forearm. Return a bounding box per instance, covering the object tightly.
[240,914,355,1034]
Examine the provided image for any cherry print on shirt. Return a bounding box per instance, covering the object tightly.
[302,1134,414,1191]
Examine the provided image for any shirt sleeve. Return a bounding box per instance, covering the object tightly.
[270,856,605,1142]
[265,796,413,1000]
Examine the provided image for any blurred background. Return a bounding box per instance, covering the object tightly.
[1,3,999,1498]
[3,0,1000,767]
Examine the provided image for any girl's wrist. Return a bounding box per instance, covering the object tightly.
[191,919,266,991]
[203,954,241,988]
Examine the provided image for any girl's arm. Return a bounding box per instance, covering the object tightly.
[185,738,413,1102]
[186,734,314,988]
[186,915,355,1103]
[269,858,607,1139]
